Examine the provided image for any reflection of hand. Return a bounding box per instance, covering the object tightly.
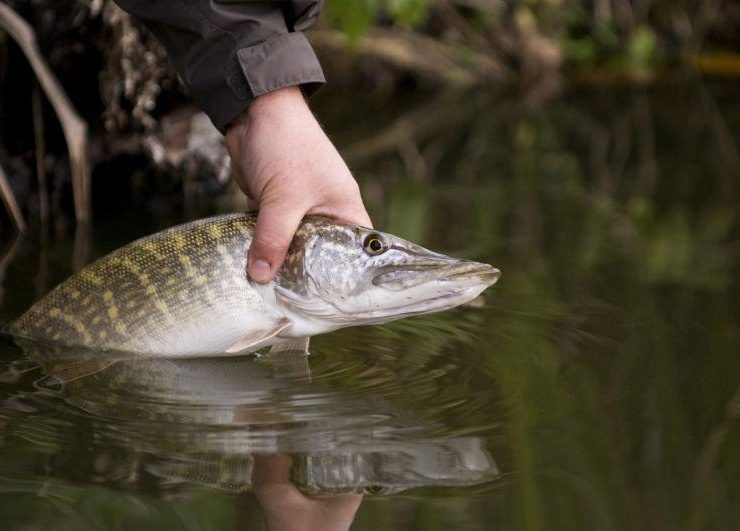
[252,454,362,531]
[224,86,372,284]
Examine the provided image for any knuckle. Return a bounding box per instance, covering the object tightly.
[253,232,289,258]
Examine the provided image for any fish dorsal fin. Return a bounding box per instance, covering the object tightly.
[269,337,310,354]
[225,318,292,354]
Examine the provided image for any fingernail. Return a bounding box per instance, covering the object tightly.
[249,259,272,284]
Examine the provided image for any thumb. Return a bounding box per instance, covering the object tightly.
[248,199,305,283]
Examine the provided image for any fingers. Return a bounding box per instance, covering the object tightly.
[224,118,251,197]
[312,200,373,230]
[252,453,294,486]
[348,204,373,229]
[311,180,373,229]
[248,198,305,283]
[252,454,308,517]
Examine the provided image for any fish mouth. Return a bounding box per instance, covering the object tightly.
[440,262,501,284]
[372,260,501,290]
[280,258,501,327]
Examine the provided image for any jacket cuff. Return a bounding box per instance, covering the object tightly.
[203,32,325,133]
[237,32,325,97]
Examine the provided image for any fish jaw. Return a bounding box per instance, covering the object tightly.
[338,260,500,324]
[271,258,500,332]
[372,260,500,292]
[256,217,504,335]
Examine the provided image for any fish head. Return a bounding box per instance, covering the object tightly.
[273,218,500,332]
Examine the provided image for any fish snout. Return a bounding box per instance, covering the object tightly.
[372,257,501,291]
[440,261,501,286]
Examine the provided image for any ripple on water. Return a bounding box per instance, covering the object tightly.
[0,330,503,497]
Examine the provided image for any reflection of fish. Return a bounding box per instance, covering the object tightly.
[7,213,500,356]
[4,345,500,495]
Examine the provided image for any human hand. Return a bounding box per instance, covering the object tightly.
[252,454,363,531]
[224,86,372,284]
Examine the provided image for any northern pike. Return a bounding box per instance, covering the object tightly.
[7,213,500,356]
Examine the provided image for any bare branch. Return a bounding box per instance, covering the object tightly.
[0,3,91,223]
[0,162,26,233]
[310,28,509,87]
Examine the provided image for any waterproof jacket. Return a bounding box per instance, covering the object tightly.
[113,0,326,132]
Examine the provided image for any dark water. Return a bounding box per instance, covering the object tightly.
[1,83,739,530]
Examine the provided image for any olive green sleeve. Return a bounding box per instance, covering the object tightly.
[113,0,326,133]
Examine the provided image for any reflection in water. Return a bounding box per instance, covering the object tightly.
[1,85,739,529]
[0,337,498,528]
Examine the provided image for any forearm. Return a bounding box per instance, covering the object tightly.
[115,1,370,285]
[112,0,325,132]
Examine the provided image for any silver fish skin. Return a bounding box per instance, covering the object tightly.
[8,213,500,356]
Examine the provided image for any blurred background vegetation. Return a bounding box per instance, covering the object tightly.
[1,0,740,234]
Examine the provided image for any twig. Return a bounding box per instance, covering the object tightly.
[341,95,473,167]
[687,385,740,531]
[689,0,723,55]
[700,83,740,188]
[438,0,496,54]
[0,162,26,233]
[0,3,91,223]
[0,233,23,306]
[632,91,658,195]
[32,82,49,223]
[73,221,92,272]
[310,28,509,86]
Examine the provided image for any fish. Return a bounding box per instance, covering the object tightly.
[6,213,500,357]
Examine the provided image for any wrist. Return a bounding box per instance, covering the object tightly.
[236,87,306,126]
[249,86,306,117]
[226,86,308,141]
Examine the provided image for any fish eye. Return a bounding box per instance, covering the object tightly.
[366,485,387,495]
[363,234,387,255]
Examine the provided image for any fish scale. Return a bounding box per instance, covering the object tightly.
[9,213,267,356]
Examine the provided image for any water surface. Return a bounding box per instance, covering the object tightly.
[1,83,739,530]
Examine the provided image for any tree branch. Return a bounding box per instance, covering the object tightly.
[0,3,91,223]
[0,162,26,233]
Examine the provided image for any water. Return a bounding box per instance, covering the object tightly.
[1,83,739,530]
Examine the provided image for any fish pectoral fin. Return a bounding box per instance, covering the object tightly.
[47,359,118,383]
[270,337,310,354]
[225,318,292,354]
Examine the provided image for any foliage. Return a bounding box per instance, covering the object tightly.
[326,0,739,71]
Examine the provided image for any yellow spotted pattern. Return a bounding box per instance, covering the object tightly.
[7,213,260,353]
